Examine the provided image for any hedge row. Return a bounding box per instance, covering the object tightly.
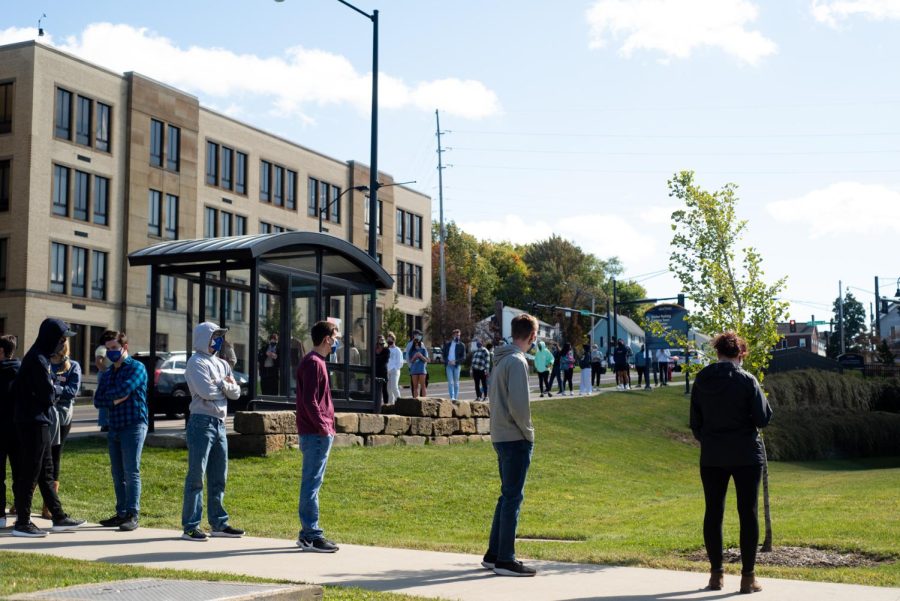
[763,370,900,413]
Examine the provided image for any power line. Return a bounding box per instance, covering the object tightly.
[453,129,900,140]
[451,146,900,157]
[452,164,900,175]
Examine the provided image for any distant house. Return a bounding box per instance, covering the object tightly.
[589,315,645,356]
[878,303,900,356]
[474,305,560,347]
[775,322,826,356]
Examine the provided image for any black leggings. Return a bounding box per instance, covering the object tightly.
[562,369,573,392]
[538,371,550,394]
[14,423,64,526]
[700,465,763,575]
[473,369,488,398]
[49,423,72,482]
[591,363,602,386]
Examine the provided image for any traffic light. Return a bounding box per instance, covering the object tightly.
[789,319,796,333]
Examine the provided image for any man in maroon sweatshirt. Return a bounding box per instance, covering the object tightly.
[295,320,340,553]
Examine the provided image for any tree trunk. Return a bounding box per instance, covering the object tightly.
[760,435,773,552]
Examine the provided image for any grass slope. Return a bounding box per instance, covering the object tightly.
[36,386,900,586]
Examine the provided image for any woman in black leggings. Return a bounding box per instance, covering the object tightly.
[690,332,772,594]
[559,342,574,396]
[44,342,81,518]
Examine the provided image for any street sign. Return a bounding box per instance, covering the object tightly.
[806,320,828,326]
[579,309,591,317]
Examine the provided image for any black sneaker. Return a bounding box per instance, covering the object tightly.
[296,537,339,553]
[119,514,139,532]
[12,522,47,538]
[211,525,245,538]
[481,552,497,569]
[99,514,127,527]
[52,516,85,532]
[493,559,537,577]
[181,528,208,542]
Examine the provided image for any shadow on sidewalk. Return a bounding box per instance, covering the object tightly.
[559,593,739,601]
[95,547,300,564]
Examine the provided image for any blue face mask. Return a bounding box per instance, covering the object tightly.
[529,341,537,351]
[211,337,224,353]
[476,341,483,348]
[106,349,122,363]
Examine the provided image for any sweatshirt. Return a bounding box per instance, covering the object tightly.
[295,350,335,436]
[533,342,554,373]
[489,344,534,443]
[0,357,21,436]
[13,318,71,425]
[185,322,241,420]
[690,361,773,467]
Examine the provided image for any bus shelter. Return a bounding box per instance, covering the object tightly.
[128,232,394,412]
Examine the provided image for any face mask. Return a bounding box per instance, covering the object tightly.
[530,341,537,351]
[415,335,423,342]
[388,340,395,346]
[211,337,224,353]
[106,349,123,363]
[476,341,482,348]
[454,336,460,343]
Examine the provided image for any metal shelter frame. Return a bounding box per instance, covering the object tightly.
[128,232,394,413]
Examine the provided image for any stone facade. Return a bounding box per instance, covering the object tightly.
[230,397,490,455]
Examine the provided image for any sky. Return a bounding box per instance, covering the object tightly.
[4,0,899,325]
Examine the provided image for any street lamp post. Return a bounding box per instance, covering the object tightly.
[276,0,379,258]
[320,185,368,233]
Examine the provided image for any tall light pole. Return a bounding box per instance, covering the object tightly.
[320,185,368,233]
[275,0,379,258]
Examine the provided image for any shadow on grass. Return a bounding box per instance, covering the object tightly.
[779,457,900,472]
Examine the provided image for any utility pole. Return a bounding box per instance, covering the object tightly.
[435,109,447,303]
[839,280,845,355]
[875,276,881,344]
[605,299,611,354]
[612,279,619,349]
[590,296,596,347]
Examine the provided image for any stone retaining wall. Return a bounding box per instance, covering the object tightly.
[228,398,491,456]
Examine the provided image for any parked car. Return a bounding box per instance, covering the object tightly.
[431,346,443,363]
[132,351,251,417]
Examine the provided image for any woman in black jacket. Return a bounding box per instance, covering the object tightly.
[690,332,773,594]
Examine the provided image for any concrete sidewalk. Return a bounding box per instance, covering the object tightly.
[1,518,897,601]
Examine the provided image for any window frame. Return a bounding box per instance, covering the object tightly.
[76,95,93,147]
[91,249,107,300]
[149,119,164,167]
[206,140,219,185]
[52,164,70,217]
[260,160,271,202]
[164,193,179,240]
[73,170,90,222]
[0,159,9,212]
[148,189,162,237]
[235,151,247,195]
[165,124,180,172]
[70,246,88,297]
[93,175,109,225]
[95,102,111,152]
[54,87,73,140]
[221,146,233,190]
[50,241,67,294]
[0,81,13,135]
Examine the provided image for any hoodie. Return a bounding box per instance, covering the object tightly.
[185,322,241,420]
[0,357,21,436]
[488,344,534,443]
[690,361,773,467]
[533,341,554,373]
[13,318,72,425]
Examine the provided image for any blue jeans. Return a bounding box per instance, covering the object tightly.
[446,364,461,400]
[488,439,534,562]
[107,422,148,516]
[182,413,229,532]
[299,434,334,541]
[98,407,109,428]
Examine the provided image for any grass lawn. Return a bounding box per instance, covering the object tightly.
[398,362,447,386]
[0,551,431,600]
[39,386,900,587]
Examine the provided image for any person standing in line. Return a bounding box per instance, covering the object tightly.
[590,344,603,388]
[657,347,671,386]
[481,314,539,577]
[181,322,244,541]
[11,318,85,537]
[548,342,562,396]
[532,341,554,398]
[42,340,81,520]
[93,330,149,532]
[385,332,403,405]
[442,329,465,401]
[635,345,647,388]
[258,333,280,395]
[0,335,20,529]
[578,344,593,396]
[374,335,390,408]
[614,340,631,391]
[408,339,429,399]
[94,340,112,432]
[470,339,490,401]
[295,320,341,553]
[559,343,575,396]
[690,332,772,594]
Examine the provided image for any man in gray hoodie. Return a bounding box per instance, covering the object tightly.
[481,313,538,577]
[181,322,243,541]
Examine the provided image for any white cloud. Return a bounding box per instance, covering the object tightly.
[766,182,900,238]
[0,23,500,121]
[811,0,900,27]
[585,0,777,65]
[639,204,681,224]
[458,213,658,267]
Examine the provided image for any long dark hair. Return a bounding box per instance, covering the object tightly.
[561,342,571,355]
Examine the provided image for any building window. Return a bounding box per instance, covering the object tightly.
[330,184,340,222]
[235,214,247,236]
[415,264,423,298]
[166,125,180,172]
[396,261,405,295]
[364,197,383,234]
[307,178,317,216]
[273,165,284,206]
[52,165,69,216]
[91,250,107,300]
[414,215,423,249]
[206,141,218,185]
[204,207,217,238]
[71,246,87,297]
[148,189,162,236]
[150,119,163,167]
[221,146,233,190]
[205,284,217,317]
[0,81,12,134]
[73,170,90,221]
[50,242,67,293]
[76,96,92,146]
[286,170,297,211]
[235,151,247,194]
[0,159,9,212]
[232,284,245,322]
[405,212,414,246]
[163,275,177,311]
[220,210,233,237]
[260,161,271,202]
[165,193,179,239]
[259,221,271,234]
[93,175,109,225]
[396,209,404,243]
[0,238,7,290]
[155,333,169,353]
[55,88,72,139]
[96,102,111,152]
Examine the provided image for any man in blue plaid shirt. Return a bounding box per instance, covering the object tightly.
[471,339,491,401]
[93,330,148,532]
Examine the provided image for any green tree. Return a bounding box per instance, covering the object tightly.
[481,241,531,310]
[432,221,497,321]
[827,292,866,356]
[876,339,896,364]
[668,170,788,553]
[382,299,408,350]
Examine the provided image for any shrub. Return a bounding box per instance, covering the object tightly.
[765,411,900,461]
[763,370,877,413]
